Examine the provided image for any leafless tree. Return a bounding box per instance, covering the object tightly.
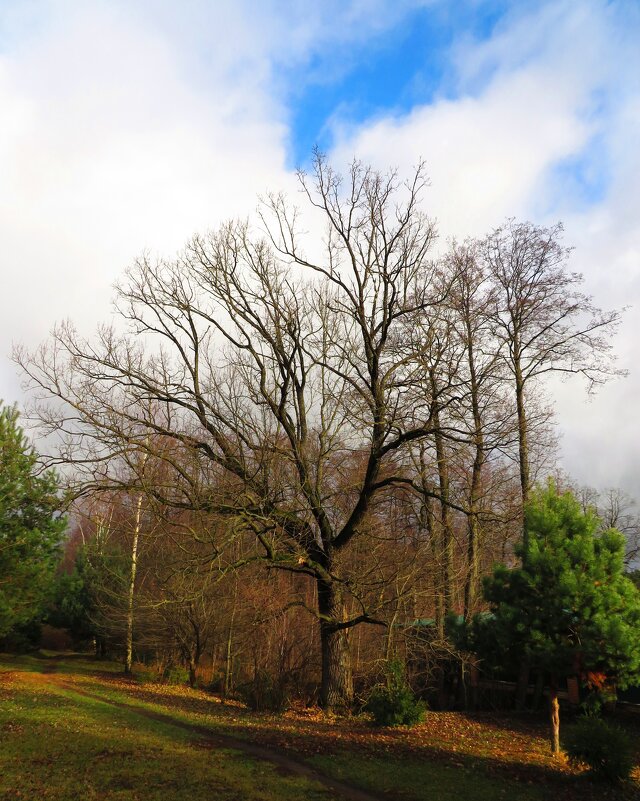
[443,242,516,619]
[17,155,451,708]
[573,483,640,568]
[483,220,624,547]
[17,161,627,711]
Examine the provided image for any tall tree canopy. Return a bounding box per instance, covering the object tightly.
[0,403,65,638]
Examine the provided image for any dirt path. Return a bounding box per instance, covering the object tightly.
[36,667,386,801]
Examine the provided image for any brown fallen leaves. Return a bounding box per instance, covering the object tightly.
[5,663,640,800]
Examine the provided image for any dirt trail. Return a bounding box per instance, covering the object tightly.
[34,666,386,801]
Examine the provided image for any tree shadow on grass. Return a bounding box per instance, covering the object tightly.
[20,659,639,801]
[56,676,640,801]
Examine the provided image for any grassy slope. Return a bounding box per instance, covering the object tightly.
[0,654,328,801]
[1,653,639,801]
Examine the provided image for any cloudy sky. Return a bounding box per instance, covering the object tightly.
[1,0,639,496]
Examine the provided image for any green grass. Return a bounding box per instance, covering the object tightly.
[1,652,639,801]
[0,655,330,801]
[310,754,546,801]
[0,650,122,676]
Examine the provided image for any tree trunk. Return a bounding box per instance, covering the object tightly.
[463,314,484,622]
[186,618,202,688]
[549,679,560,754]
[209,647,218,686]
[463,504,480,622]
[94,636,107,658]
[318,579,353,709]
[224,600,236,697]
[432,396,454,620]
[124,492,143,675]
[424,492,444,637]
[515,371,530,507]
[416,447,444,635]
[514,353,530,556]
[385,596,401,661]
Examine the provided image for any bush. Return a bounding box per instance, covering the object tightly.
[579,688,615,719]
[237,670,289,712]
[563,716,634,782]
[364,660,426,727]
[161,665,189,685]
[0,619,43,653]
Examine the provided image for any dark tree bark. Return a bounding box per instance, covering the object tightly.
[318,579,353,708]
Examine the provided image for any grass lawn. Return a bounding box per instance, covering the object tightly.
[0,654,329,801]
[1,652,639,800]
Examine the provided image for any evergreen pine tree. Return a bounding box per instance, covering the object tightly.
[477,482,640,753]
[0,403,65,639]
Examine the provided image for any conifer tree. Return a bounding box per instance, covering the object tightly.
[478,482,640,753]
[0,403,65,639]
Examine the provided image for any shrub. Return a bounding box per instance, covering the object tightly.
[1,619,43,653]
[364,659,426,727]
[162,665,189,685]
[579,688,615,719]
[206,671,226,695]
[563,716,634,782]
[237,670,289,712]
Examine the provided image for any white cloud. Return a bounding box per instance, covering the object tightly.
[1,0,638,500]
[330,64,591,235]
[328,0,640,496]
[0,1,293,400]
[0,0,430,400]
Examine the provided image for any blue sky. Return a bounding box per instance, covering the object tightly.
[0,0,639,494]
[282,2,523,166]
[267,0,636,212]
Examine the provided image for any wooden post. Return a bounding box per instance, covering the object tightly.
[549,678,560,754]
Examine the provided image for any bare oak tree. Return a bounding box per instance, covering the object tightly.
[18,155,448,708]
